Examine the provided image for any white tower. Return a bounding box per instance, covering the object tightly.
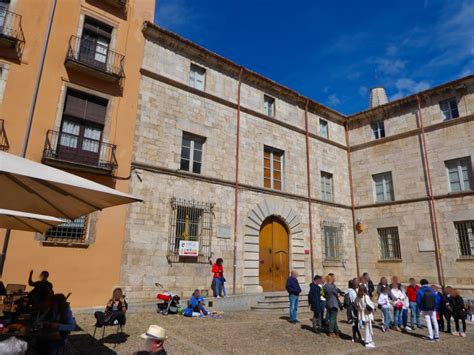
[369,87,388,108]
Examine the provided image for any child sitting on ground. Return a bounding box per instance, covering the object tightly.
[189,289,208,316]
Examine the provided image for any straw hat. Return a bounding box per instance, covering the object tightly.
[141,325,168,341]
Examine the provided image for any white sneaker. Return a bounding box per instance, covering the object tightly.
[365,343,375,348]
[451,331,459,336]
[216,296,221,298]
[405,326,412,331]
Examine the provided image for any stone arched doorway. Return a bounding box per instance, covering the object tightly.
[243,198,303,294]
[259,216,289,291]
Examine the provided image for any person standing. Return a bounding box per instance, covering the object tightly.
[448,288,467,337]
[390,283,405,331]
[416,279,440,342]
[345,280,360,342]
[362,272,375,298]
[355,285,376,348]
[285,270,301,324]
[378,286,392,332]
[211,258,226,298]
[406,278,421,330]
[308,275,324,332]
[323,274,341,337]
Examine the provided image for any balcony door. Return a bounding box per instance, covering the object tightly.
[0,0,10,32]
[79,17,112,71]
[57,89,107,167]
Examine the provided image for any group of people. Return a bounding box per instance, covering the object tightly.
[286,271,470,348]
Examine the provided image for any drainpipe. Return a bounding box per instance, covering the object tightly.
[416,95,445,285]
[303,100,315,277]
[0,0,57,276]
[232,67,244,295]
[344,119,360,276]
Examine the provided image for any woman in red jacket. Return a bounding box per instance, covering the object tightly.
[211,258,226,298]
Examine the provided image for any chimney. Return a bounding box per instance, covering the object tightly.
[369,87,388,108]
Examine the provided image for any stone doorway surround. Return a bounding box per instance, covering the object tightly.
[243,198,304,294]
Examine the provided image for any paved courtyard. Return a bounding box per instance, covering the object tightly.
[67,310,473,354]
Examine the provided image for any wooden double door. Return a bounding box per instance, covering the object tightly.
[259,217,289,291]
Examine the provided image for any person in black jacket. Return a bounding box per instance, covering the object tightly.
[286,270,302,324]
[362,272,375,298]
[308,275,324,332]
[448,288,467,337]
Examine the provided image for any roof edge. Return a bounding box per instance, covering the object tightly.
[142,21,346,122]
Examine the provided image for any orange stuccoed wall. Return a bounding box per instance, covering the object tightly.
[0,0,155,308]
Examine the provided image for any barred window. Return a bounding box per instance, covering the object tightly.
[322,225,342,261]
[167,198,214,263]
[45,215,88,244]
[378,227,401,260]
[454,221,474,258]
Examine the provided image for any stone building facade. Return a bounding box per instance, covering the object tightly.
[121,22,474,301]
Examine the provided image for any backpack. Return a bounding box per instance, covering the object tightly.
[421,289,436,311]
[343,293,352,309]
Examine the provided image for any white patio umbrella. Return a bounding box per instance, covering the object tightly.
[0,151,141,220]
[0,209,64,233]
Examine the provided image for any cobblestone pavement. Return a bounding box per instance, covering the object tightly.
[69,310,473,354]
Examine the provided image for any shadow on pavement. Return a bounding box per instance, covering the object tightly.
[67,334,116,354]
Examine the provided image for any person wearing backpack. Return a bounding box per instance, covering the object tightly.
[416,279,440,342]
[344,279,360,342]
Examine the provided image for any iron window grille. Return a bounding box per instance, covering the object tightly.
[44,215,89,244]
[445,158,472,193]
[454,221,474,258]
[377,227,402,260]
[440,98,459,121]
[371,121,385,139]
[322,224,343,261]
[167,198,215,263]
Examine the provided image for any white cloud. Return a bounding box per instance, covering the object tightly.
[385,44,398,56]
[358,86,368,97]
[375,58,407,76]
[327,94,341,106]
[390,78,431,100]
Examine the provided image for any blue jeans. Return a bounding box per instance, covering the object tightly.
[289,294,299,322]
[409,302,421,328]
[402,309,408,327]
[213,278,226,297]
[393,308,403,327]
[382,307,391,329]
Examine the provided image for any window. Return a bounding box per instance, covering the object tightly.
[264,146,284,190]
[189,63,206,90]
[180,132,205,174]
[264,95,275,117]
[319,119,328,139]
[440,98,459,120]
[378,227,401,260]
[371,121,385,139]
[373,172,394,202]
[323,225,342,261]
[58,89,108,166]
[167,198,214,263]
[80,17,113,68]
[45,215,88,244]
[321,171,333,202]
[454,221,474,258]
[445,158,472,192]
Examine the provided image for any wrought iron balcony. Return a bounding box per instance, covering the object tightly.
[42,129,118,174]
[0,119,9,151]
[65,35,125,81]
[0,8,25,59]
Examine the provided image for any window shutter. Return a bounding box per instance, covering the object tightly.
[63,91,87,119]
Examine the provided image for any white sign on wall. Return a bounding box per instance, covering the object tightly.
[179,240,199,257]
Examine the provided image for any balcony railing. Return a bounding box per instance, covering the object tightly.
[65,35,125,80]
[100,0,128,8]
[43,129,118,174]
[0,119,9,151]
[0,8,25,57]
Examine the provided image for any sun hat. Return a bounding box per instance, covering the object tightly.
[140,325,168,340]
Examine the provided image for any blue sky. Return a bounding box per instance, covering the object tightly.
[154,0,474,114]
